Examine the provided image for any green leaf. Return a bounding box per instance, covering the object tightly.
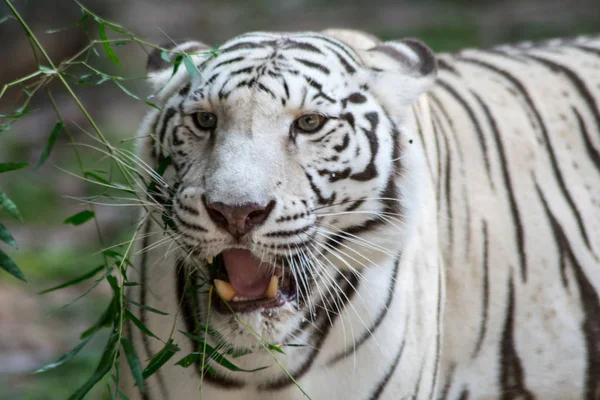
[64,210,95,226]
[84,171,111,185]
[160,51,171,63]
[75,12,90,26]
[144,101,161,111]
[80,298,117,340]
[39,265,105,294]
[126,298,169,316]
[183,55,197,78]
[267,343,286,354]
[0,248,26,281]
[68,331,119,400]
[103,250,132,266]
[98,22,121,67]
[170,55,183,78]
[0,193,22,221]
[125,309,159,339]
[39,65,55,74]
[121,336,145,392]
[0,223,17,249]
[114,80,139,100]
[142,340,179,379]
[37,121,64,168]
[35,334,94,373]
[0,162,28,173]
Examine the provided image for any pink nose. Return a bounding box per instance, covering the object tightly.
[203,200,275,237]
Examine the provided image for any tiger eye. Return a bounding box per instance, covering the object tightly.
[196,112,217,129]
[295,114,325,132]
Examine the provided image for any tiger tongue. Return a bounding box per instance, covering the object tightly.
[221,249,272,298]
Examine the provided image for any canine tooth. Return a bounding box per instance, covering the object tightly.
[214,279,235,302]
[265,276,278,298]
[207,256,214,264]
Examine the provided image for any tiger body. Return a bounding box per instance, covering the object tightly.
[123,31,600,400]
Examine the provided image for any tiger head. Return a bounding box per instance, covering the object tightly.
[140,30,436,356]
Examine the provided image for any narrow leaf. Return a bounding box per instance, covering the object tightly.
[114,81,140,100]
[121,337,144,391]
[160,51,171,63]
[142,340,179,379]
[170,55,183,78]
[125,309,158,339]
[126,298,169,315]
[0,162,28,173]
[37,122,64,168]
[0,248,26,281]
[39,265,105,294]
[68,331,119,400]
[0,223,18,248]
[98,23,121,67]
[0,192,23,220]
[35,335,94,373]
[183,55,197,78]
[64,210,95,226]
[80,298,117,340]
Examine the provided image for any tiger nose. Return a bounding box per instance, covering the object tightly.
[203,199,275,237]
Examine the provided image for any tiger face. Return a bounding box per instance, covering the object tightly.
[145,31,437,353]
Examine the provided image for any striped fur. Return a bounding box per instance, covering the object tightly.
[122,31,600,400]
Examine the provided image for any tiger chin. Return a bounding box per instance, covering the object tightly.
[122,29,600,400]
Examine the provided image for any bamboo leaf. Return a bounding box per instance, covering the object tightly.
[126,298,169,316]
[98,22,121,67]
[39,265,105,294]
[35,334,94,373]
[142,340,179,379]
[64,210,95,226]
[114,80,139,100]
[183,55,197,78]
[0,162,28,173]
[37,122,64,168]
[0,192,23,221]
[0,248,26,282]
[125,309,158,339]
[121,336,144,391]
[68,331,120,400]
[0,223,18,249]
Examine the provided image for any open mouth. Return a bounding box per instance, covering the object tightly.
[210,249,297,313]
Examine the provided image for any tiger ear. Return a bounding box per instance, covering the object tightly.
[358,39,438,105]
[146,41,211,92]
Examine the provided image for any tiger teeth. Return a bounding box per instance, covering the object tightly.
[207,256,214,264]
[214,279,235,302]
[265,276,278,298]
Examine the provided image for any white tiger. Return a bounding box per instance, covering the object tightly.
[121,29,600,400]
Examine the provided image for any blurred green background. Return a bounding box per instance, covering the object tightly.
[0,0,598,398]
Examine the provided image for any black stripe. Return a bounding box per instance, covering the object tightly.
[367,332,407,400]
[303,75,336,103]
[173,213,208,232]
[294,58,330,74]
[527,53,600,179]
[326,46,357,74]
[523,54,597,248]
[472,219,490,357]
[157,107,177,150]
[256,82,276,99]
[438,364,456,400]
[301,34,361,65]
[536,182,600,400]
[460,56,592,278]
[220,41,267,54]
[429,262,444,400]
[457,388,470,400]
[263,225,314,238]
[499,277,534,400]
[436,79,493,186]
[350,112,379,181]
[327,254,400,365]
[472,85,527,281]
[572,44,600,58]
